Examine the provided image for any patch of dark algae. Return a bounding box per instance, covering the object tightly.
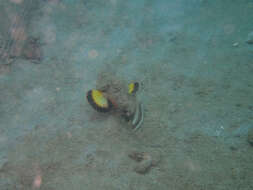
[247,127,253,146]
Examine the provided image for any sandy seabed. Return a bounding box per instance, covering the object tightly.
[0,0,253,189]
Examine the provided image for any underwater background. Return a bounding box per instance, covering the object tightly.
[0,0,253,189]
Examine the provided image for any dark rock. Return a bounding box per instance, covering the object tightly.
[246,31,253,44]
[229,146,238,151]
[247,127,253,146]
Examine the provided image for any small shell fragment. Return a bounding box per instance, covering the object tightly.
[232,42,239,47]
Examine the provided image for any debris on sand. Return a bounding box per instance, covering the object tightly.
[21,37,42,63]
[128,151,161,174]
[134,154,153,174]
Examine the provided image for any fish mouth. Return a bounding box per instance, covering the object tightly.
[131,102,144,131]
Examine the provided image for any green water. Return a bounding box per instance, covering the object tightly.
[0,0,253,189]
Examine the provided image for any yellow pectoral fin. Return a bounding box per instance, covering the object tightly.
[128,82,139,95]
[86,89,112,112]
